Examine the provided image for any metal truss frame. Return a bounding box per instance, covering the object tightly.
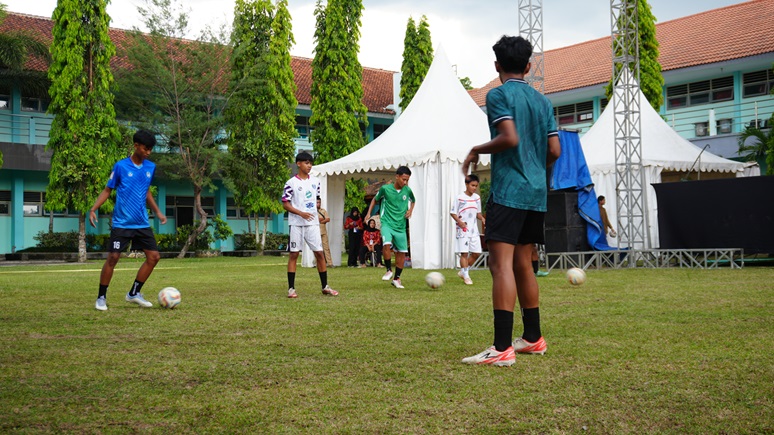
[519,0,545,93]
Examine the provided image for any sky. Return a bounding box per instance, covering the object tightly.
[2,0,745,87]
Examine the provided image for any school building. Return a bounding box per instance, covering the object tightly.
[1,0,773,254]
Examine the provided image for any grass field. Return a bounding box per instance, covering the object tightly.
[1,256,772,433]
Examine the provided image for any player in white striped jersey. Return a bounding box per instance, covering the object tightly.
[281,152,338,298]
[450,174,485,285]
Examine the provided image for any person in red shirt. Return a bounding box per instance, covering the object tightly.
[360,218,382,267]
[344,208,363,267]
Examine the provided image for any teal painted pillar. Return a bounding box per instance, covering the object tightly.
[11,87,21,143]
[733,71,743,133]
[11,175,23,252]
[214,182,228,250]
[592,97,602,121]
[271,212,285,234]
[155,184,166,234]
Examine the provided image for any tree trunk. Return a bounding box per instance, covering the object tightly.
[78,214,87,263]
[261,215,269,254]
[177,185,208,258]
[49,212,54,233]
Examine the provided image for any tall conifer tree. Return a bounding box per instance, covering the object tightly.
[399,15,433,111]
[46,0,122,262]
[223,0,297,250]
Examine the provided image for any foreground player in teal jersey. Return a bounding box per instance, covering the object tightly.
[461,36,561,366]
[89,130,167,311]
[365,166,415,289]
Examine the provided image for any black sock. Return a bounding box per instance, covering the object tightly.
[129,280,144,296]
[493,310,514,352]
[98,285,108,299]
[521,307,542,343]
[319,271,328,289]
[385,259,391,271]
[288,272,296,289]
[395,267,403,279]
[532,260,539,274]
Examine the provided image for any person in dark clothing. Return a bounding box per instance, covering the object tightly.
[344,207,363,267]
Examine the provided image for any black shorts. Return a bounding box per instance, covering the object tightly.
[484,199,545,245]
[108,227,159,252]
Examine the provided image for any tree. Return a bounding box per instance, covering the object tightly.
[310,0,368,211]
[738,112,774,175]
[223,0,297,251]
[459,77,473,90]
[46,0,123,262]
[399,15,433,111]
[114,0,233,258]
[0,2,51,168]
[606,0,663,111]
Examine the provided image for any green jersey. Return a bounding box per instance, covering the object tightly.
[374,183,415,232]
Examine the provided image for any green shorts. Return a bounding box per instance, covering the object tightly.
[381,225,408,252]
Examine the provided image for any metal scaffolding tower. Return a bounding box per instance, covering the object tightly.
[611,0,649,254]
[519,0,544,93]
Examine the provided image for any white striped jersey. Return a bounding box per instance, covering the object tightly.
[281,175,321,227]
[451,192,482,238]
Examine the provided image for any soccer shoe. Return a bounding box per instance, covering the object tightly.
[125,293,152,307]
[95,296,108,311]
[288,288,298,299]
[535,270,549,277]
[382,269,393,281]
[391,278,405,289]
[321,285,339,296]
[512,337,547,355]
[463,276,473,285]
[461,346,515,366]
[457,270,465,280]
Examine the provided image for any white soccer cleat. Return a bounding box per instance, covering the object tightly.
[288,288,298,299]
[461,346,515,366]
[321,285,339,296]
[95,296,108,311]
[125,293,152,307]
[391,278,405,289]
[381,270,393,281]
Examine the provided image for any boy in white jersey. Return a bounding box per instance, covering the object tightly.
[450,174,485,285]
[281,152,338,298]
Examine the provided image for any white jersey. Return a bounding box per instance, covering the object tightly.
[451,192,482,238]
[282,175,321,227]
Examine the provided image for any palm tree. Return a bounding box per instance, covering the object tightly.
[0,3,51,99]
[737,113,774,175]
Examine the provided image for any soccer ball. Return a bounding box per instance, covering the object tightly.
[158,287,181,309]
[425,272,445,289]
[566,268,586,286]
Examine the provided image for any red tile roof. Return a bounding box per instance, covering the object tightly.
[470,0,774,106]
[1,11,396,114]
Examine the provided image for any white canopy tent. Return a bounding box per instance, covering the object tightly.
[306,46,491,269]
[580,86,759,249]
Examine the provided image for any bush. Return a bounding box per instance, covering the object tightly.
[264,232,289,251]
[234,232,259,251]
[33,231,109,252]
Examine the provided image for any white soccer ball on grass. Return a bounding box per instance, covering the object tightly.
[566,268,586,286]
[425,272,445,289]
[158,287,181,309]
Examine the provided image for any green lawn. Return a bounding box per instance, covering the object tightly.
[1,257,772,433]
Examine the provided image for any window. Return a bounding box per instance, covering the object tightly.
[373,123,389,139]
[20,96,49,112]
[165,195,216,218]
[23,192,44,216]
[0,88,9,110]
[743,69,774,98]
[226,197,256,219]
[295,115,312,138]
[666,76,734,109]
[0,191,10,215]
[554,101,594,125]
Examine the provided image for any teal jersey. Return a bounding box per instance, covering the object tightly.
[486,78,558,212]
[374,183,415,231]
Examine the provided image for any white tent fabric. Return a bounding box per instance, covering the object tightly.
[306,46,491,269]
[580,86,759,249]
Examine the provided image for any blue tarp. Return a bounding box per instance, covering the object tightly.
[551,131,615,251]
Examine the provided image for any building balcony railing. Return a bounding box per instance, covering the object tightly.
[0,112,53,146]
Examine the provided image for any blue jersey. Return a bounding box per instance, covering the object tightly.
[107,157,156,229]
[487,78,558,212]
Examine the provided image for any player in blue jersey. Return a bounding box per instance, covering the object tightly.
[89,130,167,311]
[461,36,561,366]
